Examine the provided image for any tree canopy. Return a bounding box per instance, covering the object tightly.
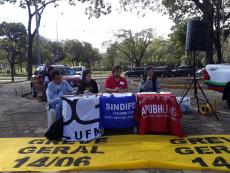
[0,0,112,79]
[119,0,230,64]
[0,22,27,81]
[108,29,155,67]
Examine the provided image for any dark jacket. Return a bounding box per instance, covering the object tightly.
[77,79,99,94]
[140,76,160,93]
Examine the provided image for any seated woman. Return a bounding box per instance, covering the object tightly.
[77,70,99,95]
[140,66,160,93]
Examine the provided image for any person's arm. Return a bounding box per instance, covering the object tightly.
[104,78,115,93]
[120,88,128,93]
[92,80,99,93]
[104,87,117,93]
[63,80,74,94]
[77,81,84,95]
[140,79,146,92]
[46,83,59,102]
[131,80,141,87]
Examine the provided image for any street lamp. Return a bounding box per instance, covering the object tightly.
[56,12,63,63]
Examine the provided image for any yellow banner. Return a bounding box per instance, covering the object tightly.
[1,135,230,172]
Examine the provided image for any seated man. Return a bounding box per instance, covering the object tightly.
[104,65,128,93]
[46,69,73,120]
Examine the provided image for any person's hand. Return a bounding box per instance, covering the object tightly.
[84,90,91,94]
[114,87,120,92]
[147,76,151,81]
[119,89,124,93]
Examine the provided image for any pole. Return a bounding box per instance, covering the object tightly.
[56,12,63,63]
[34,0,41,66]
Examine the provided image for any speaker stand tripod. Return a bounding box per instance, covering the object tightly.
[179,51,219,121]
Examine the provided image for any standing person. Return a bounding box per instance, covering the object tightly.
[77,70,99,95]
[104,65,128,93]
[46,69,74,120]
[140,66,160,93]
[42,61,54,101]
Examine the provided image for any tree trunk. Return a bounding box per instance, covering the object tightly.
[135,60,141,67]
[10,62,14,82]
[20,63,23,73]
[214,3,223,64]
[27,35,33,80]
[215,33,222,63]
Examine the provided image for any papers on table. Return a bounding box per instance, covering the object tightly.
[102,93,134,97]
[137,92,172,95]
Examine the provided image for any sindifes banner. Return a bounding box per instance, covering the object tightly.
[1,135,230,171]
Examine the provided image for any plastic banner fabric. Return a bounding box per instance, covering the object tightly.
[62,95,101,141]
[1,135,230,171]
[135,93,184,137]
[100,93,136,128]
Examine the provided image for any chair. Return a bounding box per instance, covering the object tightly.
[46,103,56,129]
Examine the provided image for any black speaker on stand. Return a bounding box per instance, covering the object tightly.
[180,20,219,120]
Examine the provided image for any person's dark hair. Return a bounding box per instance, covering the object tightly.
[144,66,153,76]
[143,66,155,81]
[112,65,122,74]
[50,69,61,80]
[82,69,91,80]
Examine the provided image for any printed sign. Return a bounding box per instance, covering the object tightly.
[0,135,230,171]
[62,96,101,141]
[100,93,136,128]
[1,135,230,171]
[135,93,184,137]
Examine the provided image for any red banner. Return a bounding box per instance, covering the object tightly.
[135,93,185,137]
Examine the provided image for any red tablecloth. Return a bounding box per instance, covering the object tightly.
[135,92,185,137]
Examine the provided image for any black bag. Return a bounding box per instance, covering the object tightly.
[45,117,63,140]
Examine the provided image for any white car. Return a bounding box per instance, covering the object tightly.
[71,66,86,79]
[203,64,230,107]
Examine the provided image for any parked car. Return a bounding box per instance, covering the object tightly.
[172,65,195,77]
[153,66,172,77]
[203,64,230,107]
[71,66,86,79]
[125,67,145,77]
[31,65,81,97]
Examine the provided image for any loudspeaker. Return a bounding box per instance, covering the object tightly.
[185,20,209,51]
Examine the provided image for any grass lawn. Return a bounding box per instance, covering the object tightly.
[0,73,27,77]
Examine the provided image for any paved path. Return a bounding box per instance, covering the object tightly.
[0,81,47,137]
[0,81,229,173]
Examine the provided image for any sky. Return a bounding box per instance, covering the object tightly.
[0,1,174,52]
